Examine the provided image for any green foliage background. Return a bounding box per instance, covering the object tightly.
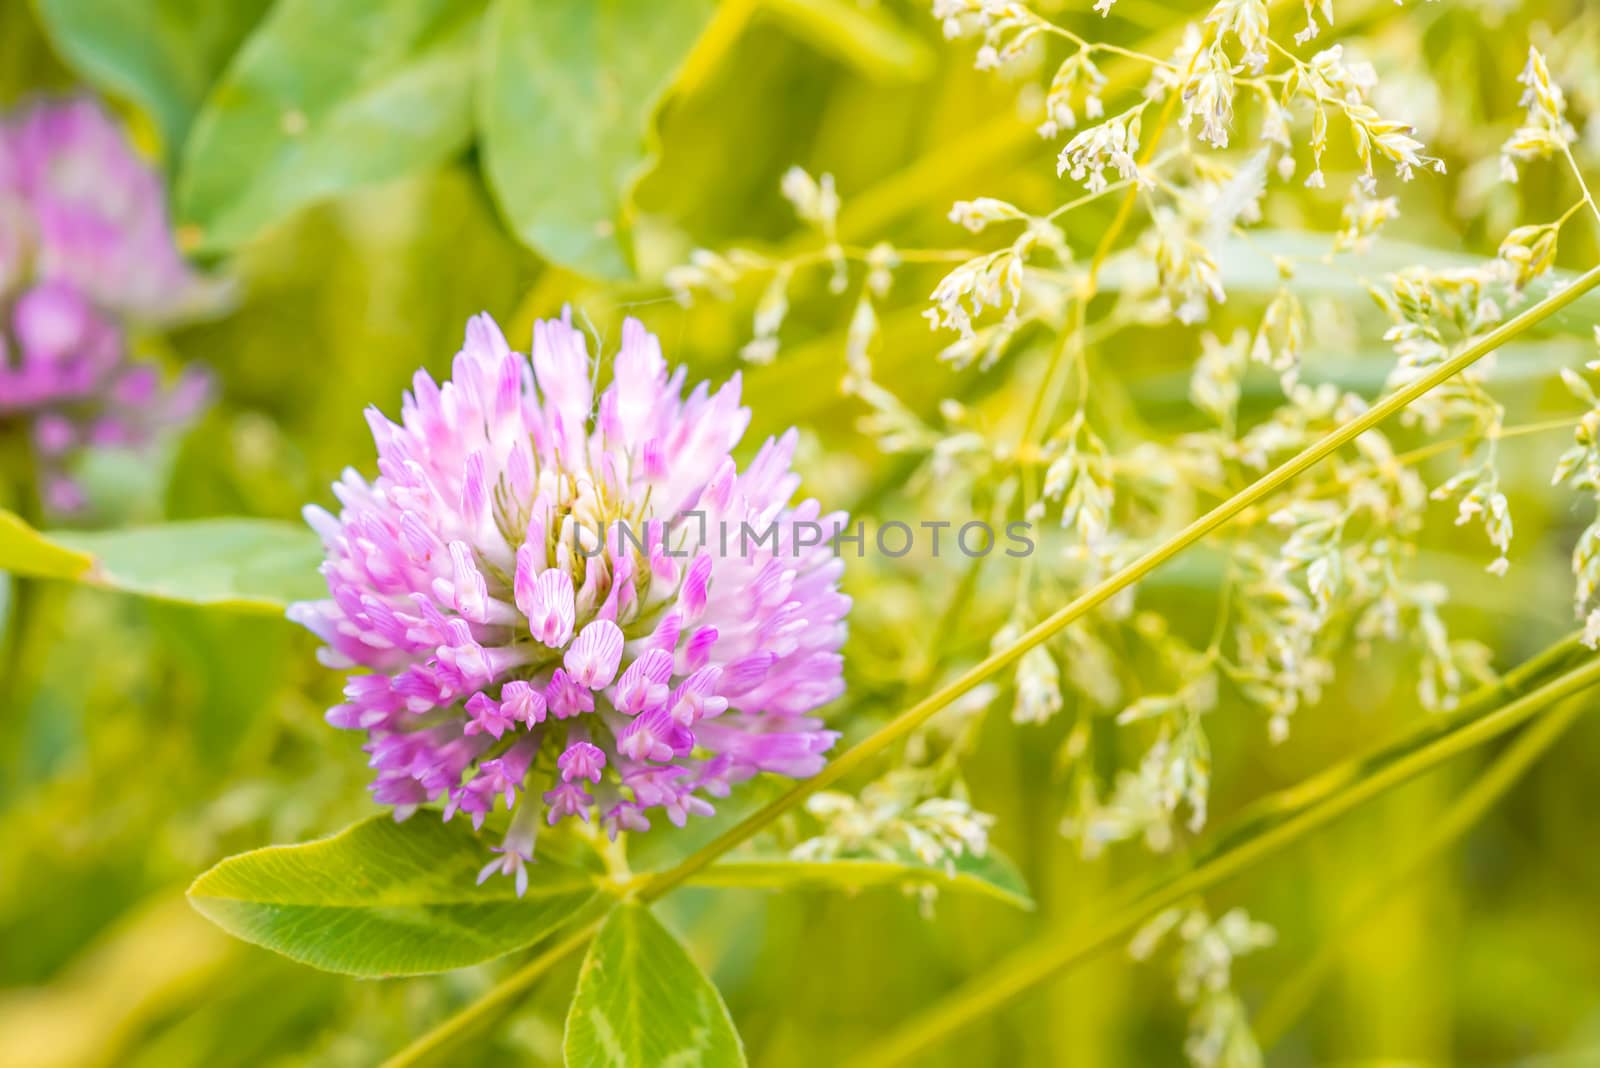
[3,0,1600,1065]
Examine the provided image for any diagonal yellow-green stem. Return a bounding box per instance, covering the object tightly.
[845,651,1600,1067]
[378,899,613,1068]
[1250,682,1590,1047]
[379,264,1600,1066]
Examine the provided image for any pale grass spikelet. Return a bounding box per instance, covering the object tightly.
[1555,369,1600,646]
[843,292,878,385]
[1251,286,1306,386]
[1062,620,1125,710]
[947,196,1028,233]
[741,265,792,365]
[1500,46,1577,182]
[1496,222,1561,293]
[926,247,1026,341]
[666,168,909,371]
[1108,618,1219,835]
[1232,542,1333,743]
[1395,584,1494,712]
[864,241,898,299]
[1151,207,1227,324]
[989,619,1063,725]
[1430,463,1513,575]
[1057,106,1145,193]
[780,166,840,231]
[1039,50,1107,139]
[1334,187,1400,252]
[1191,329,1251,430]
[1131,905,1275,1068]
[1069,744,1184,854]
[781,165,848,293]
[1286,44,1444,193]
[1014,643,1064,724]
[1041,412,1115,545]
[664,247,742,306]
[1205,0,1271,74]
[793,770,995,881]
[934,0,1053,74]
[1294,0,1334,46]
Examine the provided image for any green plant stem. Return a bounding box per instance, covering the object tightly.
[1250,688,1590,1048]
[378,263,1600,1067]
[377,898,614,1068]
[845,652,1600,1067]
[1,423,42,717]
[1211,632,1588,849]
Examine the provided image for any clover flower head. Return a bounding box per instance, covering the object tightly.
[290,312,852,888]
[0,96,218,510]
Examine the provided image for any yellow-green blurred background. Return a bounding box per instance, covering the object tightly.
[4,0,1600,1065]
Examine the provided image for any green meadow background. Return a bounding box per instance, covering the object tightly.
[3,0,1600,1065]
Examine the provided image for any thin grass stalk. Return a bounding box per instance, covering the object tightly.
[1250,690,1591,1047]
[377,897,615,1068]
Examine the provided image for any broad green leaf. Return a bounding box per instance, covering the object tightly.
[0,511,322,612]
[189,815,601,977]
[0,509,94,580]
[177,0,485,252]
[57,519,325,610]
[686,847,1034,910]
[478,0,715,279]
[34,0,271,152]
[565,902,746,1068]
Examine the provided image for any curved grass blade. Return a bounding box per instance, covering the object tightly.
[685,848,1033,910]
[1252,692,1589,1047]
[844,650,1600,1066]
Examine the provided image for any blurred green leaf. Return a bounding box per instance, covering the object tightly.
[177,0,484,251]
[564,902,746,1068]
[0,509,94,580]
[685,847,1034,909]
[57,519,323,611]
[34,0,271,152]
[189,815,600,977]
[0,511,321,611]
[478,0,714,279]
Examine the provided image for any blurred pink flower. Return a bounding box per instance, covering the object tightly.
[0,96,220,511]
